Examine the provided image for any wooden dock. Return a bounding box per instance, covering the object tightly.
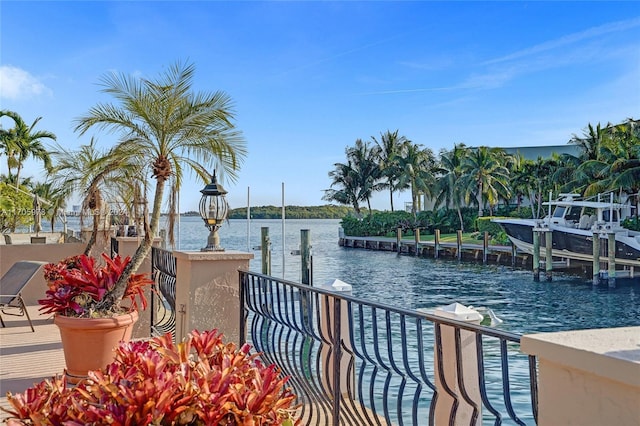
[338,235,531,266]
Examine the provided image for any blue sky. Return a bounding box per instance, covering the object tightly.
[1,1,639,212]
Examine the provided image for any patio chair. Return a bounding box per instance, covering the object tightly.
[0,261,47,332]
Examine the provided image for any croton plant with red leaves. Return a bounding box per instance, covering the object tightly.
[38,253,153,318]
[2,330,299,425]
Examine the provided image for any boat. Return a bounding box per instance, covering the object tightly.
[493,193,640,267]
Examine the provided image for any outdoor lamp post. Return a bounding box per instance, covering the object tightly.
[199,171,229,251]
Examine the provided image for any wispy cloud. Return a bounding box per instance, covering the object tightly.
[0,66,52,100]
[483,17,640,66]
[363,17,640,96]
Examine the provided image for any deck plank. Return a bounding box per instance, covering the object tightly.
[0,305,66,421]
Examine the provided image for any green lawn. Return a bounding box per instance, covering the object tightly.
[401,232,485,245]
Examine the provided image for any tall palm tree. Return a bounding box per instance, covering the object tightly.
[75,61,247,309]
[371,130,409,211]
[323,139,382,215]
[460,146,511,217]
[395,141,436,218]
[0,110,55,188]
[434,143,468,230]
[569,123,605,161]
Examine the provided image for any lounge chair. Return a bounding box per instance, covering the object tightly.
[0,261,47,332]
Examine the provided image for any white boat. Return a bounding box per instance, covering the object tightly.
[493,193,640,267]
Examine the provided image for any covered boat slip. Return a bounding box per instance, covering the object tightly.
[494,192,640,281]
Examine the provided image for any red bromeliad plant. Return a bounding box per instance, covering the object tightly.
[39,253,153,318]
[2,330,299,425]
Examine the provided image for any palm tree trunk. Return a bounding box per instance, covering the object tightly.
[83,213,99,256]
[103,179,164,310]
[457,207,464,232]
[389,189,394,212]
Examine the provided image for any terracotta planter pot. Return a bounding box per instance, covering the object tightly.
[54,311,139,383]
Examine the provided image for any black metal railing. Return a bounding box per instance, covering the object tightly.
[240,270,538,425]
[150,246,177,340]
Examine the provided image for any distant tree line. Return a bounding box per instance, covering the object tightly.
[227,205,356,219]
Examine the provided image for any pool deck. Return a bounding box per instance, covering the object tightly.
[0,305,66,421]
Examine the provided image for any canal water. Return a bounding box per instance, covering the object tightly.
[174,217,639,424]
[175,217,640,334]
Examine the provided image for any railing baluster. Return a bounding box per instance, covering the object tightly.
[239,270,538,425]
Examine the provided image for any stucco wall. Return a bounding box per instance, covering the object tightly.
[0,242,86,305]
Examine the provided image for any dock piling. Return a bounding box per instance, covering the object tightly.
[482,232,489,265]
[544,229,553,282]
[261,227,271,275]
[592,231,600,286]
[414,228,421,257]
[434,229,440,259]
[533,229,540,282]
[607,232,616,287]
[456,230,463,261]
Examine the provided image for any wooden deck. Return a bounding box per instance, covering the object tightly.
[0,305,66,421]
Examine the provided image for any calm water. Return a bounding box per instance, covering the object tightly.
[173,217,640,335]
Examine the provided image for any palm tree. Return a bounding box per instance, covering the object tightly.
[323,161,363,215]
[371,130,409,211]
[597,118,640,212]
[49,139,139,255]
[31,181,67,233]
[395,141,436,218]
[74,61,247,309]
[460,146,511,217]
[434,143,468,230]
[0,110,55,188]
[323,139,382,215]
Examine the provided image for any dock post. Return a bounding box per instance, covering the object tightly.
[544,229,553,281]
[533,229,540,282]
[607,232,616,287]
[414,228,421,256]
[592,231,600,285]
[511,243,517,267]
[482,231,489,265]
[396,227,402,253]
[457,230,463,261]
[261,227,271,275]
[434,229,440,259]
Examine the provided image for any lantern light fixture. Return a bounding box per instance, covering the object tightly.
[198,170,229,251]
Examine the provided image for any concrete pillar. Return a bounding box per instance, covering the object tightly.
[318,279,354,400]
[521,327,640,426]
[432,303,483,426]
[174,250,253,344]
[115,236,161,339]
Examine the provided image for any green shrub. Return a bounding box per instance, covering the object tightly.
[476,217,507,236]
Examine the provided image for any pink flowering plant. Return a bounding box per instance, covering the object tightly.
[39,253,153,318]
[2,330,299,425]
